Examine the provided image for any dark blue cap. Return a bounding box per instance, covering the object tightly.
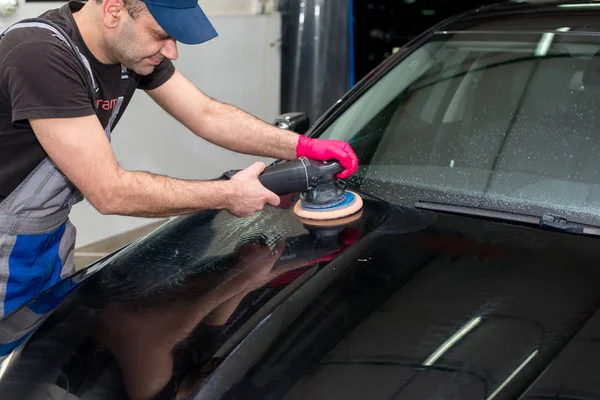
[143,0,218,45]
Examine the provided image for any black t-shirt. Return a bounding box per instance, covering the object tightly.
[0,1,175,201]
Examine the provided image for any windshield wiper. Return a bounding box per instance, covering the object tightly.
[538,213,585,234]
[415,201,600,236]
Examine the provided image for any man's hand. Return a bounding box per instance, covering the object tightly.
[227,162,281,217]
[296,136,359,179]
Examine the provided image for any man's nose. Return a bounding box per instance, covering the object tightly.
[161,38,179,61]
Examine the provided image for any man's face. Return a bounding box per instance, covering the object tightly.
[110,7,179,75]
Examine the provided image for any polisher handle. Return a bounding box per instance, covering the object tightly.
[221,158,311,195]
[222,158,344,196]
[258,159,312,195]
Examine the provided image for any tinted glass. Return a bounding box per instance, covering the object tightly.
[320,31,600,223]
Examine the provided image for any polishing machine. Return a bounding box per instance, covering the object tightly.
[222,157,363,220]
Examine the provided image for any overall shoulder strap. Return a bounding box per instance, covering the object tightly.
[1,18,99,109]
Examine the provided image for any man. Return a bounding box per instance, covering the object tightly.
[0,0,358,318]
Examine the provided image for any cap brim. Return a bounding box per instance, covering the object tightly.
[145,2,218,45]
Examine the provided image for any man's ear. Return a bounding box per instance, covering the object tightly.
[100,0,126,29]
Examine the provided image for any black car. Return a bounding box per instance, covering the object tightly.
[4,1,600,399]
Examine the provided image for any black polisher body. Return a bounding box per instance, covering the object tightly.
[222,157,348,208]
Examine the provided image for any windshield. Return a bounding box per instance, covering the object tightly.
[320,31,600,224]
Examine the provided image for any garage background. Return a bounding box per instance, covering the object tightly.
[0,0,500,260]
[280,0,501,123]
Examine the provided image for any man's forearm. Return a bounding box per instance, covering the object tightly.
[148,71,358,180]
[96,169,235,217]
[195,100,300,160]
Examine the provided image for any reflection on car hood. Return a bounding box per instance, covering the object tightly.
[1,193,600,399]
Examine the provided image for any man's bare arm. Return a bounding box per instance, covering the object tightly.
[29,115,280,218]
[146,70,300,160]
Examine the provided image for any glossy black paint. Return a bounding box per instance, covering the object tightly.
[4,190,600,399]
[0,193,411,398]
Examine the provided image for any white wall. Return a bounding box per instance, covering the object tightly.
[200,0,279,15]
[0,0,279,23]
[0,1,282,248]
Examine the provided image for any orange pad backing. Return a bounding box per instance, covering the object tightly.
[293,190,363,221]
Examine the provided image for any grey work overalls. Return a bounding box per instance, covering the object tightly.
[0,19,129,355]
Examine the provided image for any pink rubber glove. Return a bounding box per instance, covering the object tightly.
[296,136,359,179]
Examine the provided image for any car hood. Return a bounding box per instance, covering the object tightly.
[1,192,600,399]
